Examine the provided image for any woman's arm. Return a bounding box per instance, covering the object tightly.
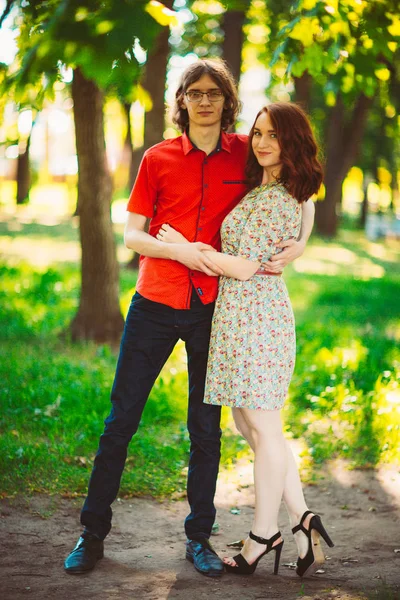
[125,213,223,276]
[201,251,260,281]
[157,223,260,281]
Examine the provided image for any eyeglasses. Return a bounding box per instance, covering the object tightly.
[185,90,224,103]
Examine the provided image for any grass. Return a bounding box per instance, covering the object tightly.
[282,230,400,469]
[0,258,247,498]
[0,215,399,498]
[286,274,399,466]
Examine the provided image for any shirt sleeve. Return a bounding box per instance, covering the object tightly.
[126,151,157,217]
[237,188,300,264]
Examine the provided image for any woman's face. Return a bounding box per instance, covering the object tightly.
[251,111,282,174]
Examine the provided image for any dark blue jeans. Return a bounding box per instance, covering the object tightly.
[81,290,221,541]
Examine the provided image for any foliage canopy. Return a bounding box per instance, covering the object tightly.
[2,0,177,105]
[271,0,400,104]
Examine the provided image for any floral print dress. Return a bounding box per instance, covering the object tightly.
[203,182,301,411]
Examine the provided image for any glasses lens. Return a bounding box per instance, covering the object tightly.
[186,91,202,101]
[185,91,223,102]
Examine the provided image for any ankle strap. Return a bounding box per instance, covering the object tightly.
[249,530,282,549]
[292,510,313,535]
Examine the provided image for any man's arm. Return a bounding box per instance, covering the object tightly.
[265,199,315,273]
[298,198,315,244]
[124,212,223,276]
[155,223,267,282]
[199,201,315,280]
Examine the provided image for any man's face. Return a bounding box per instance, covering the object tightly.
[181,74,225,129]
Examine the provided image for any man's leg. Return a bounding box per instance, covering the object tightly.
[65,293,178,573]
[180,293,224,576]
[185,350,221,540]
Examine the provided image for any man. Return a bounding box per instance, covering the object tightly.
[64,59,314,577]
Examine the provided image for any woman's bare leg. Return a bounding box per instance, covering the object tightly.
[231,408,312,560]
[282,440,312,558]
[224,408,285,566]
[231,407,255,450]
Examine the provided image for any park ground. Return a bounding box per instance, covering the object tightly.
[1,201,399,600]
[1,457,399,600]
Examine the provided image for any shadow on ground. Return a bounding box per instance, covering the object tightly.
[1,460,399,600]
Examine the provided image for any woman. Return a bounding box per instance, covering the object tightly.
[157,102,334,577]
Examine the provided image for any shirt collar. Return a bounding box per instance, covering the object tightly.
[220,131,232,153]
[181,130,232,155]
[182,131,194,155]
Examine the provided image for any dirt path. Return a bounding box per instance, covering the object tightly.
[1,460,399,600]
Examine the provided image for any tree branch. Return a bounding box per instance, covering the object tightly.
[0,0,15,29]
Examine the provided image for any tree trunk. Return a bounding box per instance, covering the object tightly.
[360,181,369,228]
[389,160,399,213]
[221,9,246,86]
[126,4,172,268]
[360,149,379,227]
[141,20,170,150]
[121,102,136,191]
[126,252,140,270]
[16,133,31,204]
[130,0,173,179]
[121,102,141,269]
[316,93,373,236]
[316,98,345,236]
[70,67,124,344]
[293,72,312,112]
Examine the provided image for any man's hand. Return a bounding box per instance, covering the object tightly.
[169,242,224,276]
[263,238,306,273]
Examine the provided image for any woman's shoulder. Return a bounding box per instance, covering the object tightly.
[255,182,298,207]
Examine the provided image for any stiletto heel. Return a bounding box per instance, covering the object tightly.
[273,540,283,575]
[312,515,334,547]
[292,510,334,577]
[224,530,284,576]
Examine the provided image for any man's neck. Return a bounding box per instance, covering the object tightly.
[188,123,222,155]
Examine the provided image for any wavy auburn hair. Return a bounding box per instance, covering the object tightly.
[246,103,323,203]
[172,59,241,132]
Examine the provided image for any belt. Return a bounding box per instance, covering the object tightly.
[256,270,282,276]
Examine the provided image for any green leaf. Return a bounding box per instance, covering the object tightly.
[270,38,289,67]
[145,1,179,27]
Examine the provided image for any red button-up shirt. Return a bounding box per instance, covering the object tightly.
[127,131,248,309]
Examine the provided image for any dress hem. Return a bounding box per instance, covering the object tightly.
[203,400,285,411]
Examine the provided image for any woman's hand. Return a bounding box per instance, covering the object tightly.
[156,223,189,244]
[157,224,222,275]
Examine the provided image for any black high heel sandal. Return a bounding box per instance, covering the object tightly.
[292,510,335,577]
[224,530,284,575]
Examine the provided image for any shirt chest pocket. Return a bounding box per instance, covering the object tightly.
[223,180,248,184]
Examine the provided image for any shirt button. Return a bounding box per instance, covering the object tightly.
[201,207,205,211]
[198,227,202,232]
[204,184,208,188]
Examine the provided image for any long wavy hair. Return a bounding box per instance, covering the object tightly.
[172,59,241,132]
[246,103,323,202]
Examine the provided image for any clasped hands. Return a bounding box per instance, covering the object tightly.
[156,223,304,276]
